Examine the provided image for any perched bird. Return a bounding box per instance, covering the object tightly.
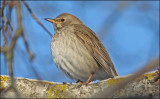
[45,13,118,85]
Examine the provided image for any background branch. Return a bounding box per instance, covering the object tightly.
[98,1,134,40]
[1,0,6,49]
[21,32,34,61]
[22,0,53,37]
[1,1,23,98]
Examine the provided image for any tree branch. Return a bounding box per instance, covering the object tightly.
[1,1,23,98]
[22,0,53,37]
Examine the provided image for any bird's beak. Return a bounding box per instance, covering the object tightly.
[45,18,59,24]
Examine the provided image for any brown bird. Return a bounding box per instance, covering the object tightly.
[45,13,118,85]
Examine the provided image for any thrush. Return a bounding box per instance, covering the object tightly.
[45,13,118,85]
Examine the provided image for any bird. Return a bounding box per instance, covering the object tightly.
[45,13,118,86]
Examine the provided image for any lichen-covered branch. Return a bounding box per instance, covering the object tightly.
[91,58,159,98]
[0,70,159,98]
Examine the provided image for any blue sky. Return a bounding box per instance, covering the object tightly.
[1,1,159,83]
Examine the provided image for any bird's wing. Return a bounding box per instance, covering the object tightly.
[73,24,118,77]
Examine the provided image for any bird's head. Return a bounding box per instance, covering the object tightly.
[45,13,83,31]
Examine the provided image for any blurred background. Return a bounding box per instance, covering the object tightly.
[0,1,159,83]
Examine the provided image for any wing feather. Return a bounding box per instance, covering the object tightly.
[73,24,118,77]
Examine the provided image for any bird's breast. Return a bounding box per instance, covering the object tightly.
[50,26,99,81]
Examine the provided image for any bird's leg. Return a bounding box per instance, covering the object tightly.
[84,73,94,85]
[78,73,94,87]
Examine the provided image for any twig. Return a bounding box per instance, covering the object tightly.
[0,0,5,18]
[0,0,6,49]
[91,58,159,98]
[1,1,23,98]
[98,1,134,40]
[30,64,42,80]
[21,32,34,61]
[22,0,52,37]
[3,16,13,31]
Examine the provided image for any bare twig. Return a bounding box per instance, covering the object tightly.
[22,0,52,37]
[91,58,159,98]
[21,32,34,61]
[1,1,23,98]
[0,0,5,18]
[99,1,134,40]
[3,16,13,31]
[1,2,38,91]
[30,64,42,80]
[1,0,6,49]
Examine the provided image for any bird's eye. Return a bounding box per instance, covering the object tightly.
[61,19,65,22]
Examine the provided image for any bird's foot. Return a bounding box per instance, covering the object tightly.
[78,80,91,88]
[77,73,94,87]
